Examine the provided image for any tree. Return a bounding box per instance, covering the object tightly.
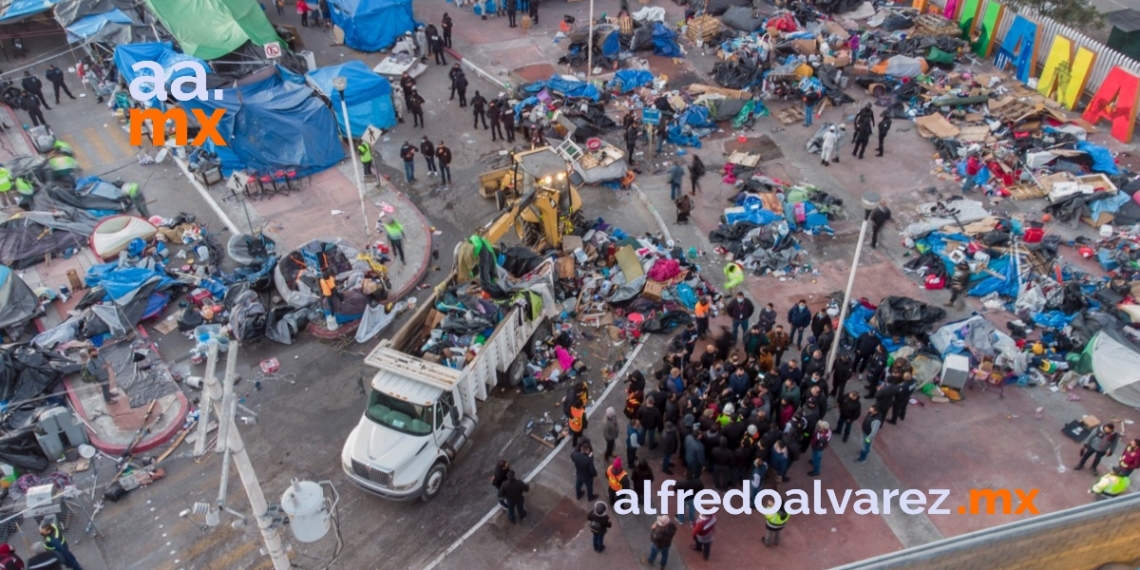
[999,0,1103,33]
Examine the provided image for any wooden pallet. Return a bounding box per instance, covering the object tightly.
[1008,183,1046,201]
[727,151,760,167]
[775,107,804,125]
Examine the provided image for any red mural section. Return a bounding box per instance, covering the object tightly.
[1081,67,1140,143]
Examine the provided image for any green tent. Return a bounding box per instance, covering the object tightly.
[144,0,282,60]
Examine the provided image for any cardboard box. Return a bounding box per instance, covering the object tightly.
[790,39,818,55]
[558,255,576,279]
[562,235,584,253]
[823,54,851,68]
[642,280,664,302]
[1081,415,1101,429]
[849,63,870,76]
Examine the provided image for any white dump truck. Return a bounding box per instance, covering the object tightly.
[341,263,553,501]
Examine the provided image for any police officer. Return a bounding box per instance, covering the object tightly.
[441,12,454,48]
[358,139,374,177]
[506,0,518,27]
[21,71,50,110]
[122,182,150,218]
[471,91,488,129]
[448,64,462,101]
[501,104,516,143]
[399,73,416,108]
[19,91,45,127]
[426,22,446,65]
[408,88,425,128]
[420,136,437,177]
[454,70,468,108]
[40,521,82,570]
[399,141,416,182]
[0,167,13,209]
[488,101,504,142]
[436,141,453,186]
[45,64,75,105]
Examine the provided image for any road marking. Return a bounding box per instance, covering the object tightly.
[104,122,137,157]
[83,127,116,164]
[421,339,648,570]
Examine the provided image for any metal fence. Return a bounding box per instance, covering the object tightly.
[926,0,1140,103]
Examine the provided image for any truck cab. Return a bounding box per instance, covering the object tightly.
[342,345,478,501]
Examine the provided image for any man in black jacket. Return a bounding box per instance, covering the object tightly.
[44,65,75,105]
[571,443,599,501]
[863,345,887,399]
[638,398,663,449]
[506,0,518,27]
[408,88,425,128]
[454,71,468,107]
[21,71,50,110]
[875,378,900,422]
[830,350,854,398]
[875,111,892,157]
[711,437,734,490]
[869,199,892,249]
[420,137,437,177]
[488,101,504,141]
[887,372,915,424]
[726,292,755,343]
[851,331,880,374]
[499,470,529,523]
[19,91,45,127]
[448,64,462,101]
[471,91,488,129]
[660,422,678,475]
[425,23,446,64]
[501,107,516,142]
[435,141,453,186]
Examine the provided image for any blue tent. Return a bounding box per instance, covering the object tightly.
[307,61,396,135]
[180,69,346,178]
[329,0,417,52]
[66,9,133,43]
[1,0,58,22]
[113,42,212,104]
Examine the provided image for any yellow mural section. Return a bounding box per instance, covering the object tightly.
[1037,36,1096,110]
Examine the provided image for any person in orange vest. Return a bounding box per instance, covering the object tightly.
[623,385,643,420]
[694,296,711,339]
[606,457,630,506]
[568,401,587,448]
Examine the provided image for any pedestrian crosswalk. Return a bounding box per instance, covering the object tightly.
[58,123,138,169]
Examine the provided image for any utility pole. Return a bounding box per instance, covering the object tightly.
[193,341,219,457]
[203,342,291,570]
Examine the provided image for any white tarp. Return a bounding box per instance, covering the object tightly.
[1090,330,1140,407]
[632,6,666,22]
[91,215,158,260]
[905,199,992,237]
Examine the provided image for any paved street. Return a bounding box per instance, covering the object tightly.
[1,1,1138,569]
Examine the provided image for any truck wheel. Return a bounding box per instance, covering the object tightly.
[507,354,527,387]
[421,462,448,501]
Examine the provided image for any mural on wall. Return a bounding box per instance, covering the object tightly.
[1082,67,1140,143]
[972,2,1005,58]
[994,15,1040,82]
[957,0,981,36]
[1037,36,1097,111]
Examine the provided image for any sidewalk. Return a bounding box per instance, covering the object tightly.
[209,159,434,301]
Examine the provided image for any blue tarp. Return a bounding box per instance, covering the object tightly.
[1076,141,1121,175]
[652,22,682,57]
[113,42,212,103]
[1090,190,1132,219]
[725,195,783,226]
[1,0,57,21]
[181,69,346,178]
[666,124,701,148]
[522,76,600,101]
[66,9,133,43]
[1033,310,1075,330]
[608,70,654,94]
[843,304,905,353]
[968,255,1019,298]
[678,105,717,130]
[307,61,397,135]
[329,0,417,52]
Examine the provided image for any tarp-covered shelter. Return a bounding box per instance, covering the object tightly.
[1079,327,1140,407]
[143,0,282,60]
[0,212,91,269]
[275,239,369,308]
[0,0,59,22]
[329,0,416,52]
[0,265,38,330]
[65,8,134,43]
[113,42,213,105]
[180,67,346,177]
[307,61,397,135]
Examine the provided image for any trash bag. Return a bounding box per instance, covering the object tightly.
[265,306,310,345]
[873,296,946,337]
[642,310,693,333]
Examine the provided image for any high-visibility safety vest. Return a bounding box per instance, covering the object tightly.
[765,511,789,528]
[1103,475,1131,496]
[383,219,404,240]
[0,168,11,193]
[606,466,627,491]
[123,182,140,197]
[43,522,65,549]
[15,177,33,195]
[358,142,372,163]
[694,302,709,318]
[568,405,584,433]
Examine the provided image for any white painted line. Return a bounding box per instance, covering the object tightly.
[171,155,241,235]
[421,338,649,570]
[631,182,672,244]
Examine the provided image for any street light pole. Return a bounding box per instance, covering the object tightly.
[333,76,371,243]
[587,0,594,78]
[826,191,879,378]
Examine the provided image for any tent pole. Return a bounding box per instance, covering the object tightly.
[587,0,594,78]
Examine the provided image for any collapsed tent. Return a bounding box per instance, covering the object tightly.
[329,0,416,52]
[0,214,90,269]
[85,265,178,324]
[0,0,59,22]
[65,8,133,43]
[307,60,397,134]
[275,239,369,308]
[874,296,946,338]
[143,0,283,60]
[180,67,346,177]
[1079,327,1140,407]
[0,265,39,330]
[522,75,601,101]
